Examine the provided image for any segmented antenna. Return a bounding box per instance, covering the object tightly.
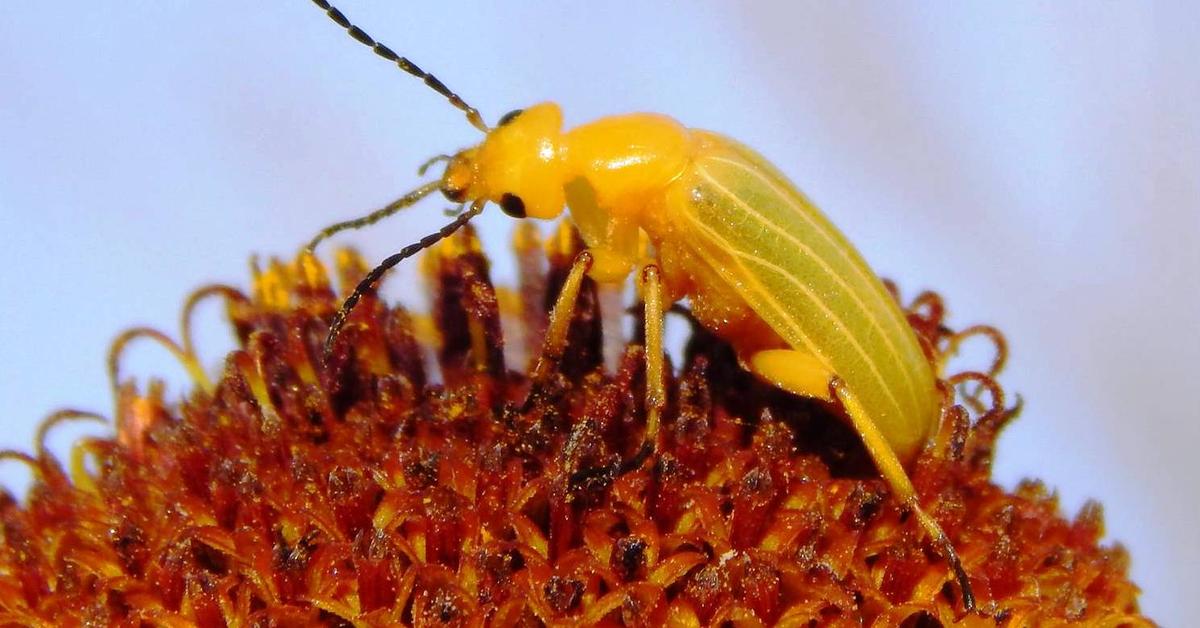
[323,201,486,360]
[311,0,489,133]
[306,180,442,252]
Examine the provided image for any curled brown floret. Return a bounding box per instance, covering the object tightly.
[0,226,1150,626]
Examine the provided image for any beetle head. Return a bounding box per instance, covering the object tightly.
[441,102,566,220]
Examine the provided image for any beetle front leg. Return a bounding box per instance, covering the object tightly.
[524,250,593,409]
[748,349,977,612]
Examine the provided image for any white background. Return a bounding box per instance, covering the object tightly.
[1,2,1195,623]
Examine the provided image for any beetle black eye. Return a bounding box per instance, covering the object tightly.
[497,109,524,127]
[499,193,526,218]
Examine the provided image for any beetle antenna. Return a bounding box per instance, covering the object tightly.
[306,180,442,252]
[310,0,489,133]
[323,200,486,360]
[417,154,453,177]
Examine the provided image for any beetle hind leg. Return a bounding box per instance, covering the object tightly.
[749,350,977,612]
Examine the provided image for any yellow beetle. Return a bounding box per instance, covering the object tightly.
[308,0,974,611]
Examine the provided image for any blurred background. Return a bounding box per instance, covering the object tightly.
[1,2,1195,622]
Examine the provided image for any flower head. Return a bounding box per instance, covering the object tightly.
[0,225,1149,626]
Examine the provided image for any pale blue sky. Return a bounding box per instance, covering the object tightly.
[1,2,1196,622]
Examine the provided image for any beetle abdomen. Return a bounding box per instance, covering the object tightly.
[660,131,938,459]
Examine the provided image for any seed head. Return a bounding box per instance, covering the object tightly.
[0,225,1150,626]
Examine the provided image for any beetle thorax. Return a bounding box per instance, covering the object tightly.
[559,112,692,281]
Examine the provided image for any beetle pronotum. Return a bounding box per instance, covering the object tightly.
[307,0,976,611]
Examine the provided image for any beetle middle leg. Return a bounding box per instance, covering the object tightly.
[749,349,977,612]
[639,264,667,450]
[567,263,666,486]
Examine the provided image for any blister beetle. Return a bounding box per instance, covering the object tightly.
[308,0,975,610]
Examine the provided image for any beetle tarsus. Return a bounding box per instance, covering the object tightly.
[569,440,654,489]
